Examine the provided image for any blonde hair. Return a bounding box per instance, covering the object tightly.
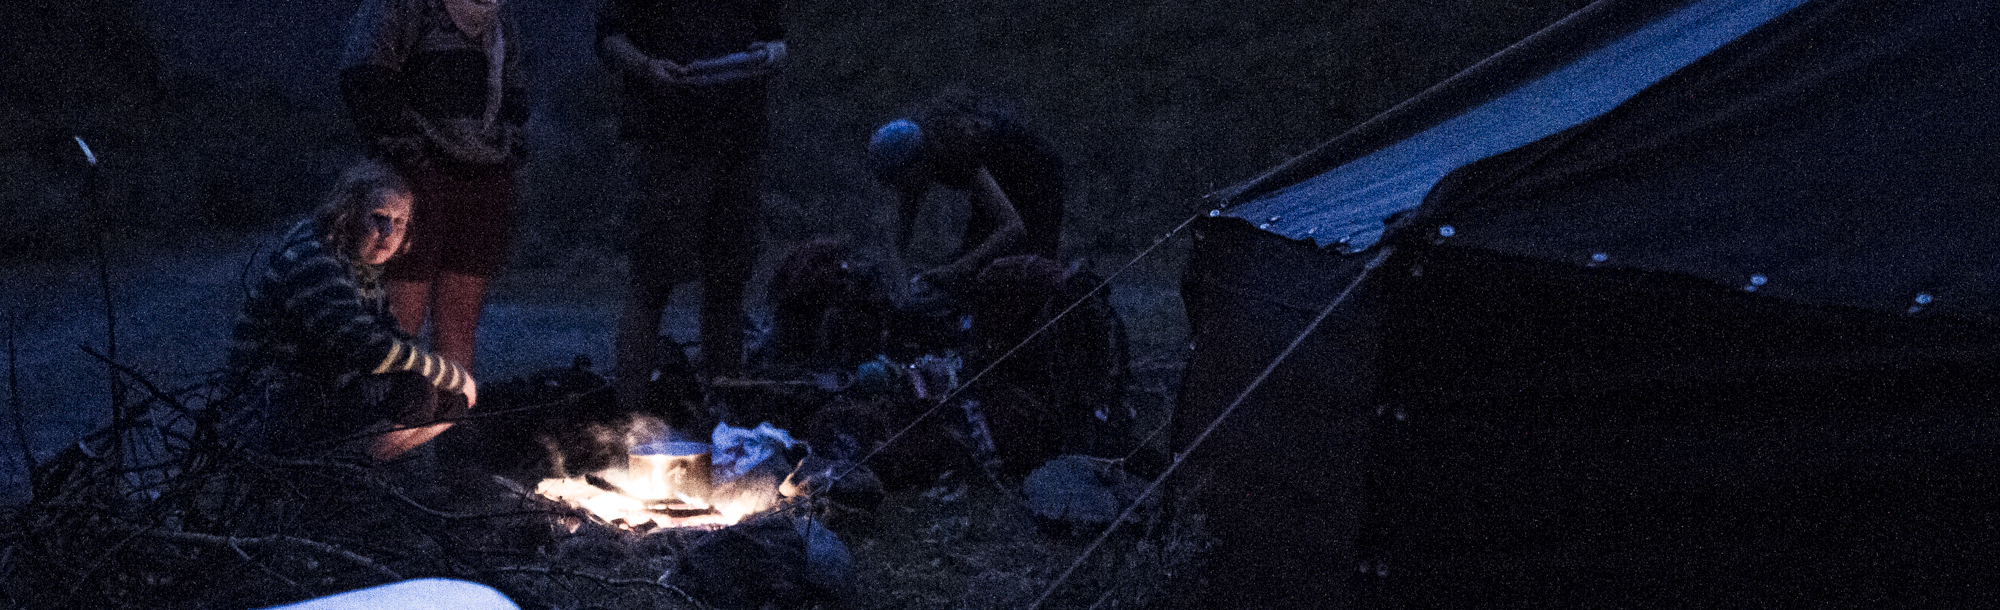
[313,159,412,259]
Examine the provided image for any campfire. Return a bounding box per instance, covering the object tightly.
[533,419,793,531]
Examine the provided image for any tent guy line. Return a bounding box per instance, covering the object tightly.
[1027,245,1396,610]
[830,211,1207,489]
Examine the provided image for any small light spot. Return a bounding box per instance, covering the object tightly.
[74,136,97,166]
[1591,253,1608,263]
[1750,275,1768,286]
[1268,216,1281,223]
[1915,293,1934,305]
[1438,225,1456,237]
[1259,223,1271,230]
[1208,209,1220,217]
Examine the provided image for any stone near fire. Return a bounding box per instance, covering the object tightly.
[1024,454,1150,533]
[668,515,810,610]
[781,455,884,511]
[796,517,854,600]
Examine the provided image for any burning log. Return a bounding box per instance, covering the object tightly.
[532,422,802,532]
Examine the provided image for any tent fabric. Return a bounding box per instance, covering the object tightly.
[1377,245,2000,402]
[1173,0,2000,606]
[1218,0,2000,323]
[1219,0,1807,253]
[1413,0,2000,321]
[1174,220,1383,609]
[1209,0,1684,208]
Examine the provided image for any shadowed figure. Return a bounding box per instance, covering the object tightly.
[963,255,1131,479]
[764,237,893,372]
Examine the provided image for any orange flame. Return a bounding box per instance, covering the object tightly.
[532,418,775,530]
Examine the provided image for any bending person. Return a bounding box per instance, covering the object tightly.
[339,0,529,376]
[228,160,477,461]
[871,94,1116,479]
[867,93,1067,296]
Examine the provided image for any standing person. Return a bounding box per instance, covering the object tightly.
[228,160,477,461]
[597,0,785,415]
[866,92,1067,296]
[338,0,528,376]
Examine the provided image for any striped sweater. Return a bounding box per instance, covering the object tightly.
[229,220,470,397]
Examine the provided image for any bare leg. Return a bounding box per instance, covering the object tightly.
[388,279,433,337]
[365,373,464,462]
[371,422,455,462]
[430,271,489,373]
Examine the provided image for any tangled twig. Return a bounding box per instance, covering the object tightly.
[484,565,705,606]
[132,527,403,581]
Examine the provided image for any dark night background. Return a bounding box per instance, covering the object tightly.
[0,0,1595,497]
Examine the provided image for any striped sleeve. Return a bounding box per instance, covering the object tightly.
[371,339,472,394]
[275,242,466,394]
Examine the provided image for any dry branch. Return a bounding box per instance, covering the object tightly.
[131,527,403,581]
[8,312,31,479]
[80,346,186,415]
[485,565,703,606]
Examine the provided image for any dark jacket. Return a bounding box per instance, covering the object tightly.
[340,0,528,168]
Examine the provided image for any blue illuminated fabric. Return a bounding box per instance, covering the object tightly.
[1225,0,1804,253]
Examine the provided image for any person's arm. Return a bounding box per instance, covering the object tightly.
[678,40,785,84]
[599,32,688,86]
[688,0,785,82]
[366,341,476,404]
[922,166,1024,287]
[594,2,689,93]
[593,0,660,74]
[756,40,786,70]
[896,183,928,256]
[282,250,476,404]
